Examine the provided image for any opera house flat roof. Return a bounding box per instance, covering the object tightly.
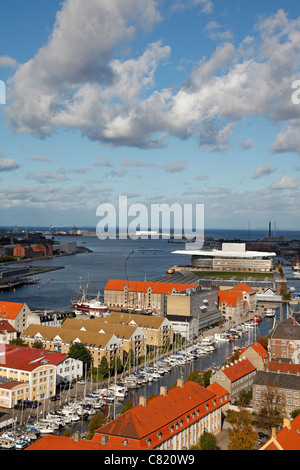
[172,249,276,258]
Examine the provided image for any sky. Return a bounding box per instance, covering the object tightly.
[1,0,300,232]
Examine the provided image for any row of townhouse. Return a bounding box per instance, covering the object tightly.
[27,378,230,450]
[21,312,174,367]
[0,344,82,408]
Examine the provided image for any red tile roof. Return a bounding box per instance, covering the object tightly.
[105,279,198,294]
[0,319,16,334]
[94,381,222,448]
[222,357,256,382]
[1,344,68,372]
[268,361,300,375]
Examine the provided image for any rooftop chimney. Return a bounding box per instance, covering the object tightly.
[284,418,291,430]
[73,431,80,443]
[177,378,184,388]
[139,396,147,407]
[160,386,168,396]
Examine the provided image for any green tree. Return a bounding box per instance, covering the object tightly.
[99,356,109,378]
[68,342,92,366]
[119,400,133,415]
[86,410,106,440]
[199,432,217,450]
[32,340,44,349]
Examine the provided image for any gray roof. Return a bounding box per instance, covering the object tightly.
[269,316,300,341]
[253,370,300,391]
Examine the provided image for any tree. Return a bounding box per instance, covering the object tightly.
[119,400,133,414]
[228,407,258,450]
[68,342,92,366]
[86,410,106,440]
[187,369,204,387]
[259,385,286,430]
[99,356,109,378]
[32,340,44,349]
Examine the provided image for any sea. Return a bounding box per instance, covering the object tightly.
[1,227,300,311]
[2,228,300,428]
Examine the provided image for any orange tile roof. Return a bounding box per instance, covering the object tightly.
[218,290,242,307]
[240,342,267,359]
[230,283,256,294]
[0,301,24,320]
[261,415,300,450]
[222,357,256,382]
[1,344,68,372]
[105,279,198,294]
[95,381,221,448]
[26,434,141,450]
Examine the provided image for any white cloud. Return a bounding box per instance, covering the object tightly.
[4,5,300,154]
[253,165,277,179]
[0,158,20,172]
[164,160,187,173]
[270,175,299,190]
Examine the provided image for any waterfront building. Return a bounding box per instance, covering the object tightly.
[210,357,257,400]
[21,324,123,368]
[218,290,244,326]
[268,314,300,363]
[101,311,174,349]
[93,379,229,450]
[61,317,146,363]
[0,344,58,407]
[166,315,198,341]
[166,286,221,331]
[173,242,276,273]
[104,279,198,314]
[253,370,300,416]
[0,301,36,333]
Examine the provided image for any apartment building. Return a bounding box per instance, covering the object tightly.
[104,279,198,314]
[0,344,58,408]
[210,357,257,400]
[93,379,230,450]
[260,415,300,450]
[253,370,300,416]
[268,315,300,363]
[102,311,174,349]
[21,324,123,368]
[61,317,146,363]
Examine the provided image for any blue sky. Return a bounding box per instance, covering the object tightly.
[1,0,300,231]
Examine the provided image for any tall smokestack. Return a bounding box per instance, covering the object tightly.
[269,221,271,237]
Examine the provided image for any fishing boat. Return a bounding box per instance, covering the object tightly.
[72,275,108,314]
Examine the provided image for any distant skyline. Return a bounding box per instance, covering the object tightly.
[1,0,300,231]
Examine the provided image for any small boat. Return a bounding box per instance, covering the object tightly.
[0,436,15,449]
[265,309,275,317]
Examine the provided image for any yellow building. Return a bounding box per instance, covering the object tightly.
[22,324,123,368]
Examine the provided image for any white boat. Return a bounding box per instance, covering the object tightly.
[215,333,231,342]
[244,321,257,328]
[0,436,15,449]
[75,292,108,314]
[265,309,275,317]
